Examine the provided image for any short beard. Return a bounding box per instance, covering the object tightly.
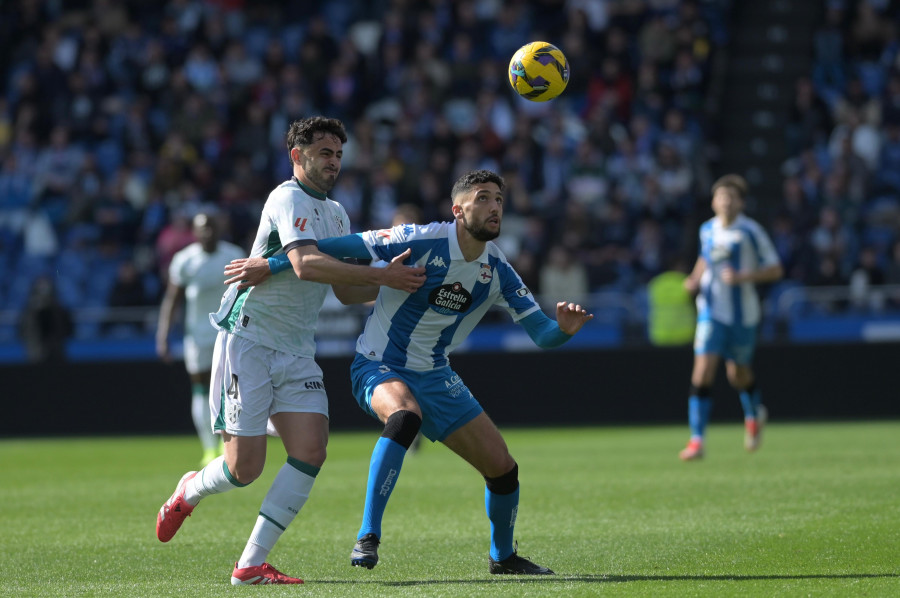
[308,168,337,193]
[463,218,500,242]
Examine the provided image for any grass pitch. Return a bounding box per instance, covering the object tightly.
[2,421,898,597]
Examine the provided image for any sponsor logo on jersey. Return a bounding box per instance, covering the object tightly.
[378,364,391,373]
[294,217,308,231]
[428,282,472,315]
[305,380,325,390]
[376,229,391,238]
[477,263,492,283]
[516,287,530,297]
[429,255,447,268]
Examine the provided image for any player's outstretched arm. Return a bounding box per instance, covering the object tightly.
[555,301,593,335]
[520,303,593,349]
[224,246,425,293]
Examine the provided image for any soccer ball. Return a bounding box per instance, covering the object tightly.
[508,41,570,102]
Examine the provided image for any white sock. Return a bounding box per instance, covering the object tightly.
[184,456,242,505]
[237,458,319,568]
[191,385,219,452]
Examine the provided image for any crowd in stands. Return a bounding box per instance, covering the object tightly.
[783,0,900,311]
[1,0,898,345]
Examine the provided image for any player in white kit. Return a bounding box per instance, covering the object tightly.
[679,174,783,461]
[154,117,426,585]
[156,212,245,467]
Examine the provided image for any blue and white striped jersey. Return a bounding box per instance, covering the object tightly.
[355,221,541,371]
[696,214,780,326]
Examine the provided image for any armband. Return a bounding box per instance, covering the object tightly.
[267,254,292,274]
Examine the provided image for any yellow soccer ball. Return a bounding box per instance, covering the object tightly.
[508,41,570,102]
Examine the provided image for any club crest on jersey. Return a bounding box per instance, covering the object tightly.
[477,263,492,283]
[429,282,472,315]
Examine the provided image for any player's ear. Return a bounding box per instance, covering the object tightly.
[290,147,301,164]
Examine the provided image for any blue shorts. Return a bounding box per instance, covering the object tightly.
[693,319,757,364]
[350,353,483,442]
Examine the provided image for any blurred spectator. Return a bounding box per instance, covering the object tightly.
[539,244,590,306]
[0,0,750,342]
[109,261,153,309]
[17,276,73,363]
[786,76,832,156]
[849,245,886,312]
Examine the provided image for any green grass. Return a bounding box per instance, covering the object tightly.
[2,422,898,597]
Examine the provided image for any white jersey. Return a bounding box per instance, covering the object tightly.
[355,221,541,371]
[696,213,780,327]
[169,240,245,350]
[210,178,351,357]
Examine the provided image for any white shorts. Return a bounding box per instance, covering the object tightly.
[183,335,215,375]
[209,331,329,437]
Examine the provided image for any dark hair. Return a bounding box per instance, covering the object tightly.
[450,169,505,202]
[285,117,348,150]
[711,174,748,199]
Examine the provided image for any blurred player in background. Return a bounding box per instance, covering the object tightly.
[229,169,593,575]
[154,116,426,585]
[156,212,245,467]
[679,174,783,461]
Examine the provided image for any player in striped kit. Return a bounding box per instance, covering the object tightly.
[238,169,593,575]
[154,117,426,585]
[679,174,783,461]
[156,212,245,467]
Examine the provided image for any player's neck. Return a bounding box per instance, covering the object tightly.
[717,214,738,227]
[456,229,486,262]
[292,174,328,199]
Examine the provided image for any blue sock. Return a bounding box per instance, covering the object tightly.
[358,437,407,540]
[688,396,713,439]
[739,386,761,419]
[485,486,519,561]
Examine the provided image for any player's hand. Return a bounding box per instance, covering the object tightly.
[379,248,426,293]
[683,277,700,293]
[224,257,272,289]
[720,266,741,286]
[556,301,593,335]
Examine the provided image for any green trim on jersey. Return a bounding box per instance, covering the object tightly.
[214,388,226,433]
[295,178,327,200]
[263,229,282,258]
[215,230,285,332]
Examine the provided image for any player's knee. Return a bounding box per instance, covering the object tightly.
[484,462,519,495]
[728,370,753,389]
[381,410,422,450]
[689,384,712,398]
[227,457,265,485]
[298,446,327,469]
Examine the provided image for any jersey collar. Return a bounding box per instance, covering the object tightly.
[292,176,328,200]
[449,220,491,263]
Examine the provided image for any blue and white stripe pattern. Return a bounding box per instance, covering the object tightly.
[356,221,540,371]
[696,214,780,327]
